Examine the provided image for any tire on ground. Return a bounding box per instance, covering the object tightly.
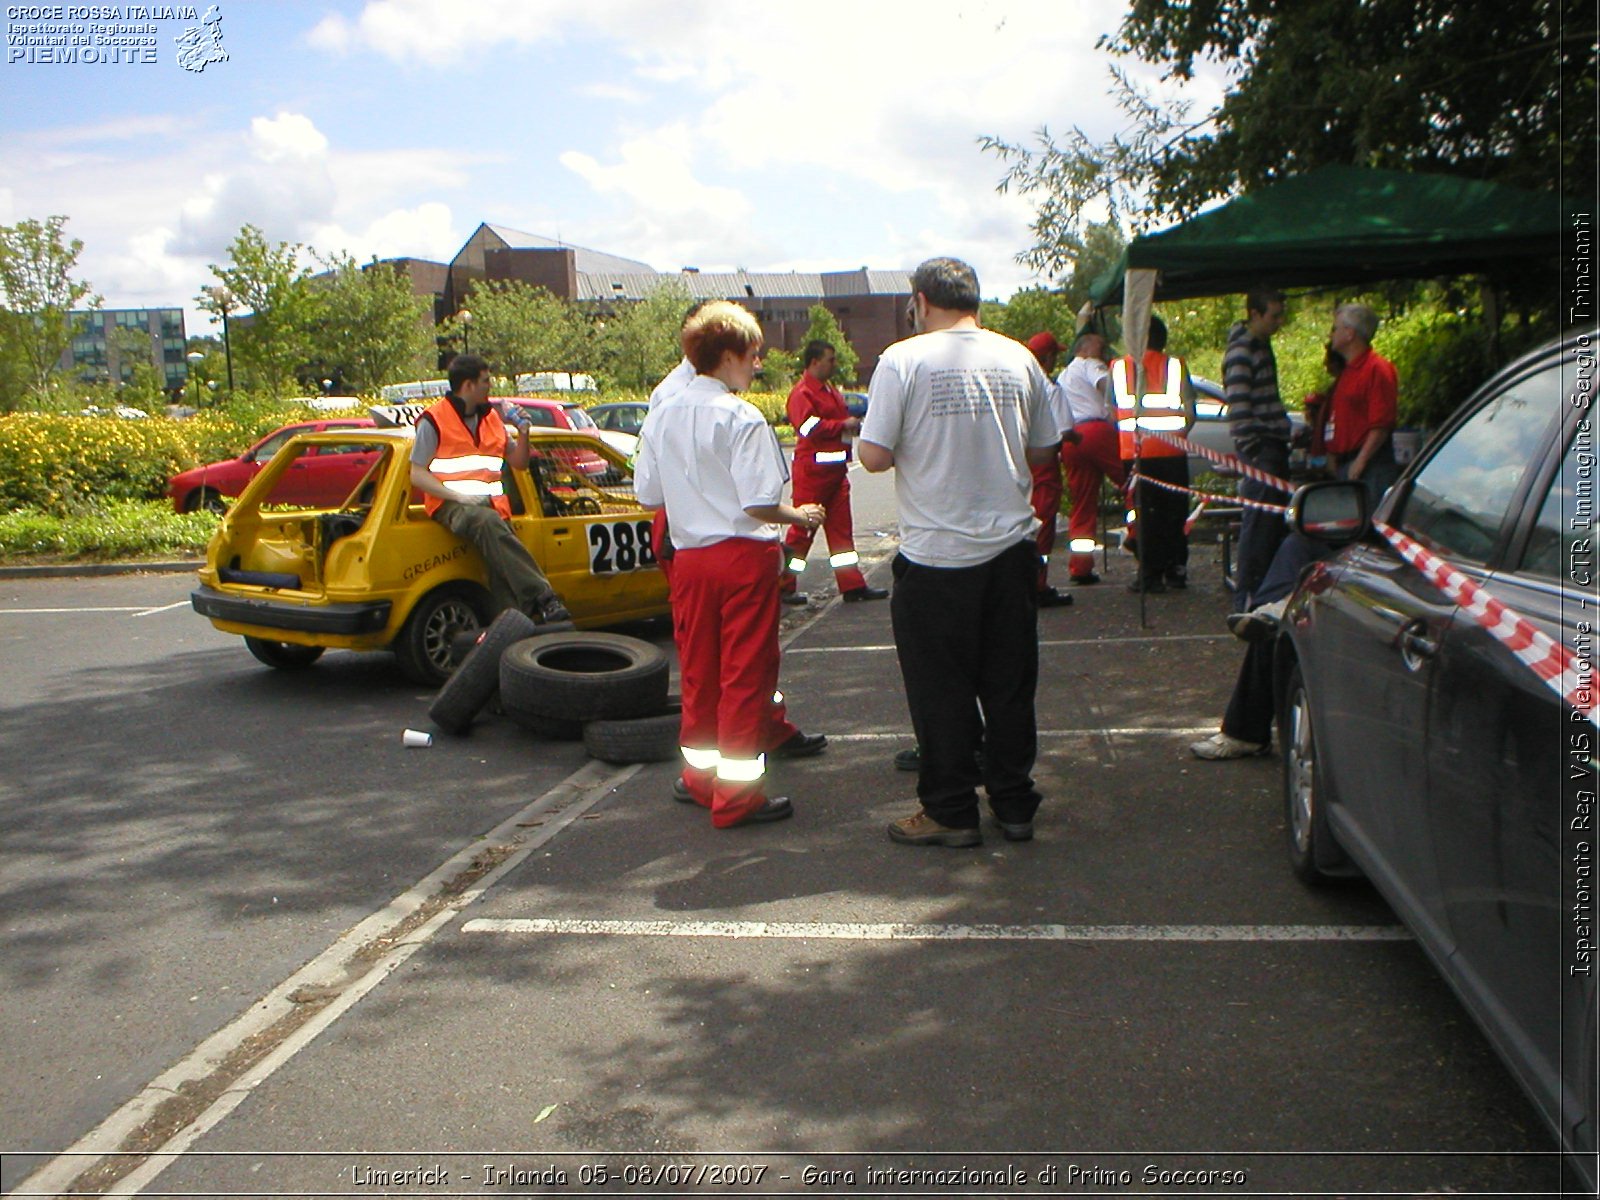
[499,632,669,723]
[583,695,683,764]
[428,609,540,735]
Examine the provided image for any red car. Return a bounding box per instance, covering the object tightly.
[499,398,612,478]
[168,419,381,513]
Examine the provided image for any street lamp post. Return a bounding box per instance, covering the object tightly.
[186,351,205,406]
[206,286,235,392]
[459,308,473,356]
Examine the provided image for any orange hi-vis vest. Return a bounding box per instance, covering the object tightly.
[421,397,513,519]
[1112,351,1187,459]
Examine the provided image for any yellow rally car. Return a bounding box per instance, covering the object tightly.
[190,425,669,685]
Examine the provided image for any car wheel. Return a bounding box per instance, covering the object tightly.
[187,487,228,515]
[499,632,669,723]
[427,609,539,735]
[583,695,683,764]
[1282,664,1351,884]
[243,637,324,670]
[394,586,491,687]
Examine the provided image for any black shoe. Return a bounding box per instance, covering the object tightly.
[725,796,794,826]
[772,731,827,758]
[1036,586,1074,608]
[1070,573,1101,586]
[781,591,810,607]
[539,596,572,623]
[842,586,888,602]
[1127,577,1167,594]
[893,746,921,771]
[1165,569,1188,590]
[988,814,1035,842]
[671,777,697,804]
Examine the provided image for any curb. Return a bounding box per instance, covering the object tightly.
[0,560,199,580]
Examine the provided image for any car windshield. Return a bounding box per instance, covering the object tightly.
[565,406,598,431]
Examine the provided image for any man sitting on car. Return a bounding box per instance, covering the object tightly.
[409,354,571,625]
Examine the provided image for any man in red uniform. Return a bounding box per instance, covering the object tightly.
[780,340,887,605]
[1024,331,1078,606]
[1323,302,1400,507]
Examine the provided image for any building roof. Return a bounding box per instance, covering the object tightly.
[482,223,656,277]
[575,268,912,303]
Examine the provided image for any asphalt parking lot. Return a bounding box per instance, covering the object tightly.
[0,521,1568,1197]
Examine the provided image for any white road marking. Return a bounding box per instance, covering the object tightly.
[131,600,189,618]
[463,918,1411,943]
[0,605,153,615]
[788,633,1233,654]
[12,759,638,1200]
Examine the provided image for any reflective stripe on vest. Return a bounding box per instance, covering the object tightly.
[1112,355,1186,432]
[421,400,511,518]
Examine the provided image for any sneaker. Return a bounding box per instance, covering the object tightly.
[1190,732,1270,760]
[887,810,982,847]
[893,746,921,771]
[781,591,810,607]
[539,595,572,624]
[772,730,827,758]
[1069,573,1101,586]
[1226,598,1287,643]
[1036,586,1074,608]
[842,586,888,602]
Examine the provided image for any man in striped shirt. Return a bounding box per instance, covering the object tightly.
[1223,287,1291,610]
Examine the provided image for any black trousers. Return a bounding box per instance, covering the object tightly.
[1126,455,1190,582]
[889,540,1042,829]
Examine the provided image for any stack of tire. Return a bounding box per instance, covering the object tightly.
[427,610,680,764]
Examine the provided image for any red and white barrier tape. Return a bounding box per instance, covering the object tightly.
[1140,430,1295,493]
[1127,470,1288,513]
[1375,521,1595,722]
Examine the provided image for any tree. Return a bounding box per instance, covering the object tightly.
[985,0,1596,277]
[0,215,100,406]
[201,226,317,399]
[595,280,691,390]
[446,280,593,379]
[798,303,860,385]
[309,254,434,391]
[979,287,1079,345]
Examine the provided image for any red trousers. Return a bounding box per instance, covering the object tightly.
[1060,420,1125,578]
[672,537,783,826]
[781,461,867,593]
[1029,451,1063,591]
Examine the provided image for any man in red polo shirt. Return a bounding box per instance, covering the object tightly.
[1323,303,1400,508]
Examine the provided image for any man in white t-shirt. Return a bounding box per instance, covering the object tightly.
[1056,331,1124,584]
[858,257,1060,848]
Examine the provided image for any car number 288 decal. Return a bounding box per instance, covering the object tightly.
[587,518,657,574]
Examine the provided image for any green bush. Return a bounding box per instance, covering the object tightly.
[0,499,216,561]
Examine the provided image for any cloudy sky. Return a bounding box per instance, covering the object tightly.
[0,0,1226,336]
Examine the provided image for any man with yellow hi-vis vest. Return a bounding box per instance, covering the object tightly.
[1111,315,1197,594]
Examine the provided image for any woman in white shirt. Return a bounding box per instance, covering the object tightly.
[633,302,825,828]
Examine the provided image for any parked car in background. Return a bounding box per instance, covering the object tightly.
[588,401,649,438]
[167,419,380,513]
[1272,328,1596,1188]
[499,398,621,473]
[189,426,669,685]
[1184,376,1308,479]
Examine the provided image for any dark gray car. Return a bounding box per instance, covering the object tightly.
[1273,328,1597,1188]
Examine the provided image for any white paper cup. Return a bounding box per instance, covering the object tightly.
[402,728,433,748]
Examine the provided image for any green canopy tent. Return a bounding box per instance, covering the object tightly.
[1087,164,1566,362]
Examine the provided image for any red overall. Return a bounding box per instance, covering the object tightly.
[1029,452,1063,591]
[781,373,867,594]
[672,537,784,826]
[1060,420,1125,578]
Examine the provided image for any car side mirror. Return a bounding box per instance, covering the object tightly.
[1289,480,1369,545]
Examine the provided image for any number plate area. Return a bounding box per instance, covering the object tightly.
[587,518,657,574]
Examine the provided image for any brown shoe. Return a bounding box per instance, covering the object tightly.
[887,810,981,847]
